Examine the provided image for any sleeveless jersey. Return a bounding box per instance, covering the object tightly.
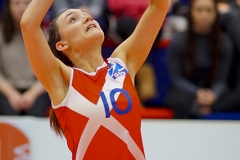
[52,58,145,160]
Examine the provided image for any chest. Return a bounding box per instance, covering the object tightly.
[67,64,139,121]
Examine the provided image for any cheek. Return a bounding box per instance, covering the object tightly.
[209,13,217,23]
[60,29,73,41]
[62,30,85,47]
[10,5,26,22]
[192,12,200,23]
[10,6,19,21]
[62,25,83,38]
[66,30,83,43]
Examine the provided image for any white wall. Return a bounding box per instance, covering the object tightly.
[1,116,240,160]
[142,120,240,160]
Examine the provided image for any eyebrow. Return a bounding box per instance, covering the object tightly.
[81,10,87,14]
[64,12,74,20]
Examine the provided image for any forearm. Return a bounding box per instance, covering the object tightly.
[21,0,53,28]
[25,82,46,98]
[210,81,226,98]
[149,0,171,10]
[174,78,200,95]
[128,0,171,69]
[0,80,20,98]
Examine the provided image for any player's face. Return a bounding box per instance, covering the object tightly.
[10,0,31,24]
[191,0,217,33]
[56,9,104,50]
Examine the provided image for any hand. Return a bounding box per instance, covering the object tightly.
[20,90,36,110]
[196,89,216,115]
[203,89,216,106]
[196,89,206,106]
[7,92,23,112]
[196,89,216,106]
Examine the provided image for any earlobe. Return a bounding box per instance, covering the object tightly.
[56,41,69,51]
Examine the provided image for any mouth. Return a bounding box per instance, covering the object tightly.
[86,24,97,32]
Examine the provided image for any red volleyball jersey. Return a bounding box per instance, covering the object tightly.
[52,58,145,160]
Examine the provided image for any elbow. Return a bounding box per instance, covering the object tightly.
[20,17,30,30]
[20,16,40,31]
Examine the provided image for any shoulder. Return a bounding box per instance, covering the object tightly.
[219,31,232,46]
[219,31,233,56]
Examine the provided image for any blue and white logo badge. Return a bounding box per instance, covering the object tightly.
[108,62,128,80]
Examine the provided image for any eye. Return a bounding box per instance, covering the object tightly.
[70,17,77,23]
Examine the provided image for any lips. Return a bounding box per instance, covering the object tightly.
[86,24,97,32]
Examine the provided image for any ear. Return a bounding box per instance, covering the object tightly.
[56,41,69,51]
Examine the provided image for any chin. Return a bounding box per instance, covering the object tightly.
[87,33,104,45]
[91,30,104,39]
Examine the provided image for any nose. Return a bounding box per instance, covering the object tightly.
[201,10,211,20]
[83,15,93,24]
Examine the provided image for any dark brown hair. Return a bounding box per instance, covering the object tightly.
[48,16,73,67]
[48,15,73,137]
[183,0,221,86]
[0,0,15,43]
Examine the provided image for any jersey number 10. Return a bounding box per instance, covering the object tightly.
[100,88,132,118]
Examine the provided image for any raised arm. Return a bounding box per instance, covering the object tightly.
[20,0,69,105]
[111,0,171,79]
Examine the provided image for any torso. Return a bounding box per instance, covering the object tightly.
[0,30,36,89]
[52,58,145,160]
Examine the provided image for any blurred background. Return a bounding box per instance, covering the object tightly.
[0,0,240,159]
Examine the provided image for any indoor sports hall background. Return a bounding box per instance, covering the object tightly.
[1,116,240,160]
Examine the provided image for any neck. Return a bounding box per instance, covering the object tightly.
[14,20,21,30]
[71,47,104,73]
[193,26,211,35]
